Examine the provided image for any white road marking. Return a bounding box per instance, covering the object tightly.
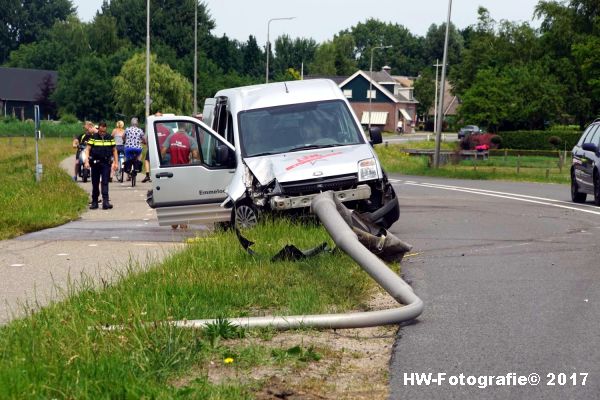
[392,179,600,216]
[88,244,98,247]
[10,264,25,267]
[56,253,69,256]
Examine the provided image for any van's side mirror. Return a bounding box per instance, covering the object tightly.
[369,127,383,145]
[217,145,236,168]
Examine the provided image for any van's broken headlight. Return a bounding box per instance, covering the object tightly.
[358,158,378,181]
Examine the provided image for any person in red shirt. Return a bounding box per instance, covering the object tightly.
[142,112,172,183]
[160,123,200,165]
[160,123,200,230]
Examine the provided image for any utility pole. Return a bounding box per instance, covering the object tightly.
[145,0,151,117]
[433,59,442,135]
[434,0,452,168]
[193,2,198,115]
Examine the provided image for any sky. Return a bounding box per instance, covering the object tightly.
[73,0,542,44]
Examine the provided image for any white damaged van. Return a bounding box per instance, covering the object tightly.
[146,79,399,228]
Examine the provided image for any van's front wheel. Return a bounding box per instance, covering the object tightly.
[233,199,260,229]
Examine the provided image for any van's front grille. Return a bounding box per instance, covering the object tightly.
[279,174,358,196]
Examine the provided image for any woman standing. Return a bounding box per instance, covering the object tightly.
[111,121,125,181]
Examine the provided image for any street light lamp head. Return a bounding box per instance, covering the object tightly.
[265,16,297,84]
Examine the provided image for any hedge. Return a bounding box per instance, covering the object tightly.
[496,130,581,151]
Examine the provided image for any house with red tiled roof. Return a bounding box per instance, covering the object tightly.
[306,67,419,133]
[338,66,419,133]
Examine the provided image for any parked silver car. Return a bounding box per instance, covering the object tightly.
[146,79,400,228]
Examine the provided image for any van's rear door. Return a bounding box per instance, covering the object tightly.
[147,116,236,226]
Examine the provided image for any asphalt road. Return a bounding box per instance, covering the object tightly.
[387,175,599,399]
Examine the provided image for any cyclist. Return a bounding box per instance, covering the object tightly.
[123,117,145,180]
[72,121,96,181]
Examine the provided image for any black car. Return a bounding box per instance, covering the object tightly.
[458,125,480,139]
[571,121,600,205]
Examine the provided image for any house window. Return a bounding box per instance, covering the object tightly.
[343,89,352,99]
[366,90,376,99]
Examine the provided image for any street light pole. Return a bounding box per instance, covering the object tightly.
[433,59,442,135]
[368,45,392,131]
[434,0,452,168]
[265,17,295,84]
[145,0,150,117]
[193,2,198,115]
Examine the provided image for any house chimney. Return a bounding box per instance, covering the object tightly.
[382,65,392,73]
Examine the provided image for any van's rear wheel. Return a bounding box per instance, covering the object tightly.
[233,200,259,229]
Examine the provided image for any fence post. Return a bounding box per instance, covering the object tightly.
[517,155,521,174]
[558,151,563,174]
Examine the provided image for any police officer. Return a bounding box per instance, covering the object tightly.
[84,121,118,210]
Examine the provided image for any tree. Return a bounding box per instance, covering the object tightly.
[6,16,90,70]
[241,35,263,77]
[101,0,214,58]
[205,34,243,74]
[273,35,317,76]
[87,13,127,56]
[309,41,337,75]
[52,55,115,121]
[458,68,513,132]
[342,18,424,75]
[423,22,463,69]
[273,67,301,82]
[113,52,192,117]
[35,74,58,119]
[413,69,436,122]
[458,65,565,131]
[308,35,355,76]
[0,0,74,64]
[332,34,356,75]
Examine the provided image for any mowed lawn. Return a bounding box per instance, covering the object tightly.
[0,137,88,240]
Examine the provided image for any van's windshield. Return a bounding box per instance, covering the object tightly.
[238,100,365,157]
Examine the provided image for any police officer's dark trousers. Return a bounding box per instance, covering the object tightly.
[91,159,111,203]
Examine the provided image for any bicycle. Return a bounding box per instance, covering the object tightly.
[116,150,126,183]
[125,158,141,187]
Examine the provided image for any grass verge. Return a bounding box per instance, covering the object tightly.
[376,144,570,184]
[0,137,89,239]
[0,220,374,398]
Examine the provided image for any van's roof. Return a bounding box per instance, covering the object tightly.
[214,79,344,112]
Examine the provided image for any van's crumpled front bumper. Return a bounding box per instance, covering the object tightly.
[269,184,372,210]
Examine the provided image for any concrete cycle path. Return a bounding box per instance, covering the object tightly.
[0,157,207,325]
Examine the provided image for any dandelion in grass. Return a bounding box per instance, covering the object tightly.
[224,357,234,364]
